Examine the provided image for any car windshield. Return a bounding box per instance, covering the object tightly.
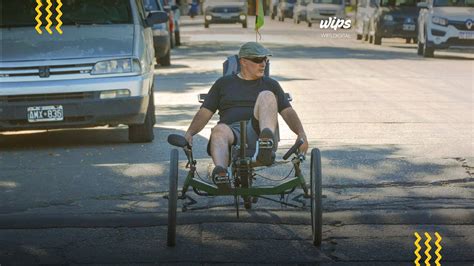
[434,0,474,6]
[380,0,418,6]
[312,0,343,4]
[0,0,132,28]
[285,0,297,3]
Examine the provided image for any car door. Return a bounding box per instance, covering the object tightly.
[136,0,155,69]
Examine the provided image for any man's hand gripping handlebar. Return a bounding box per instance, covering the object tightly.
[167,134,195,168]
[283,138,305,161]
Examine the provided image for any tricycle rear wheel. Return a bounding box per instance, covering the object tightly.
[310,148,323,246]
[167,149,179,246]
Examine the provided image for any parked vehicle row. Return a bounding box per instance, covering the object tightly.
[0,0,172,142]
[354,0,473,57]
[272,0,347,27]
[144,0,182,66]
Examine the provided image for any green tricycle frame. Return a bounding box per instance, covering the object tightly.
[166,121,323,247]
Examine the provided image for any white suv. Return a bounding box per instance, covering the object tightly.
[417,0,474,57]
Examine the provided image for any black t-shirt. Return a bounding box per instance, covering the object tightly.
[201,74,292,124]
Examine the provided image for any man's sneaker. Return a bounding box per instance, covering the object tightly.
[212,165,231,191]
[256,128,275,166]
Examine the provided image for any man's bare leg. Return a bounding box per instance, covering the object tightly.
[209,124,234,189]
[253,91,278,165]
[209,123,234,168]
[253,91,278,134]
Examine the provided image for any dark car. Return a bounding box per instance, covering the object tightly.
[204,2,248,28]
[368,0,421,45]
[144,0,171,66]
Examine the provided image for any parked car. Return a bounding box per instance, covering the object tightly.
[166,0,182,46]
[306,0,346,27]
[354,0,378,40]
[145,0,172,66]
[417,0,474,57]
[293,0,311,24]
[368,0,420,45]
[0,0,168,143]
[204,0,248,28]
[278,0,297,21]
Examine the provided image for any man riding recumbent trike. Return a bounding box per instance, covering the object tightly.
[166,42,323,247]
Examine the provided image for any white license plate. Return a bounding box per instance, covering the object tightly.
[219,14,232,19]
[403,24,415,31]
[459,31,474,39]
[27,105,64,122]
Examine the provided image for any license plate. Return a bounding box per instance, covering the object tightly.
[459,31,474,39]
[27,105,64,122]
[403,24,415,31]
[219,14,232,19]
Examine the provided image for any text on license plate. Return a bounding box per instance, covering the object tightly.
[27,105,64,122]
[459,31,474,39]
[403,24,415,31]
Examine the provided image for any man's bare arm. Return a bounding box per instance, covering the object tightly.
[280,107,308,154]
[185,107,214,146]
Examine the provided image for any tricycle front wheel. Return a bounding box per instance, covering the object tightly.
[310,148,323,246]
[167,149,179,246]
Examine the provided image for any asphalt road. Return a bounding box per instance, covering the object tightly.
[0,16,473,265]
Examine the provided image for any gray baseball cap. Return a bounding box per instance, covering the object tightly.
[238,42,272,58]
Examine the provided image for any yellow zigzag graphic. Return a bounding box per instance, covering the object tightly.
[425,232,432,266]
[414,232,422,266]
[55,0,63,34]
[45,0,53,34]
[434,232,442,266]
[35,0,43,34]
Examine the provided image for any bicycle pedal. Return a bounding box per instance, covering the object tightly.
[258,139,273,149]
[214,175,229,184]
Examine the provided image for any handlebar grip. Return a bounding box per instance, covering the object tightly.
[167,134,190,148]
[283,138,304,160]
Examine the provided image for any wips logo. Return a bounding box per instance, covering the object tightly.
[319,17,351,30]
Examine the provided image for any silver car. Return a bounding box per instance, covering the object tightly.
[306,0,346,27]
[0,0,168,142]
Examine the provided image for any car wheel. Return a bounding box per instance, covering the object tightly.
[308,21,312,27]
[243,22,247,28]
[405,38,411,44]
[205,23,209,28]
[413,37,418,44]
[364,34,369,41]
[423,27,434,57]
[356,34,362,40]
[423,39,434,57]
[310,148,323,246]
[170,33,175,49]
[374,35,382,45]
[417,41,424,55]
[369,35,373,43]
[128,89,155,143]
[159,49,171,66]
[175,30,181,46]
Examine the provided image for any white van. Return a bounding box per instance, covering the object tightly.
[0,0,168,142]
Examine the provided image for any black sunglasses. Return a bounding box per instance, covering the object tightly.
[243,57,269,64]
